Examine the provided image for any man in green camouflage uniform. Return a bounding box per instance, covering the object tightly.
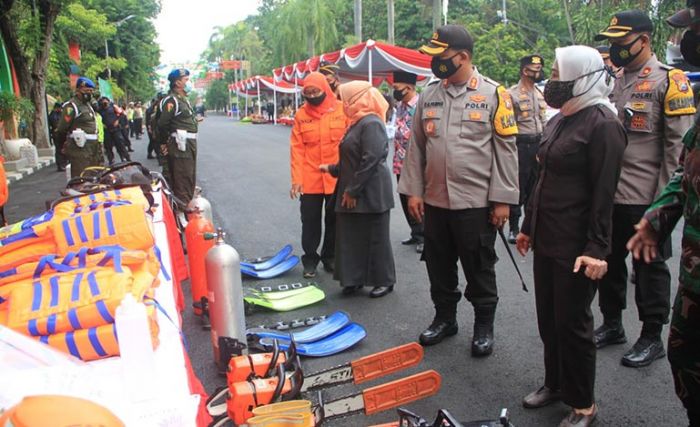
[628,2,700,424]
[157,69,200,204]
[54,77,103,178]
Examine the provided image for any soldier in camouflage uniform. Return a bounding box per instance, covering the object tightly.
[54,77,103,178]
[157,69,200,205]
[628,2,700,424]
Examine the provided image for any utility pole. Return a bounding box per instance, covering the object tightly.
[432,0,442,32]
[354,0,362,42]
[502,0,507,25]
[105,15,135,79]
[387,0,395,44]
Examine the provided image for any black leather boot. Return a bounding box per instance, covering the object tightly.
[472,305,496,357]
[419,318,458,346]
[594,316,626,349]
[621,322,665,368]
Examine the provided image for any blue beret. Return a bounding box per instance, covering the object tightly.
[76,77,95,89]
[168,68,190,81]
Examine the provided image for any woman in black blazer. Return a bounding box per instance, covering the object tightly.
[320,81,396,298]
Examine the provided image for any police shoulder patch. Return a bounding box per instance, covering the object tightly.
[494,85,518,137]
[665,69,696,116]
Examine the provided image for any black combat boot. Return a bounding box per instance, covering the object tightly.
[621,321,665,368]
[594,316,626,349]
[472,305,496,357]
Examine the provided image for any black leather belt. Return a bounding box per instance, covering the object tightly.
[516,134,542,144]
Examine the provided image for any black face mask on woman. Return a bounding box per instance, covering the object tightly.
[681,30,700,66]
[431,53,462,79]
[305,92,326,106]
[543,68,607,109]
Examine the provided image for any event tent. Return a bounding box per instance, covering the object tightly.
[272,39,433,85]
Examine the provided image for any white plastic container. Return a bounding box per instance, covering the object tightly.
[65,163,71,182]
[115,294,157,402]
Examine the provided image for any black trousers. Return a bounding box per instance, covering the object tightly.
[147,131,157,157]
[598,204,671,324]
[423,205,498,322]
[133,118,143,137]
[534,254,597,409]
[104,131,130,164]
[300,194,336,268]
[396,175,424,242]
[510,136,540,231]
[53,137,67,168]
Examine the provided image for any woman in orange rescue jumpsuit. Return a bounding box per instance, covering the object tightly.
[290,71,348,278]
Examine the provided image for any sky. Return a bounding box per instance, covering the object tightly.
[154,0,261,65]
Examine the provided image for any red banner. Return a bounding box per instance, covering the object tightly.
[220,60,241,70]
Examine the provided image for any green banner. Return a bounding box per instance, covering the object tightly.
[98,78,113,100]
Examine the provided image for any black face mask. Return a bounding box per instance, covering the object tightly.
[524,69,545,83]
[81,92,92,102]
[681,30,700,66]
[610,35,643,67]
[543,68,609,109]
[431,53,462,79]
[305,92,326,106]
[393,88,406,102]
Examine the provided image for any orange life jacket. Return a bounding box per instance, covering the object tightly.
[36,315,159,361]
[0,395,125,427]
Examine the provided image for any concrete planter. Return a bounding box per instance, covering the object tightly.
[1,138,33,161]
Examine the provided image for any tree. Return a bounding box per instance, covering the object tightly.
[205,79,229,111]
[0,0,67,148]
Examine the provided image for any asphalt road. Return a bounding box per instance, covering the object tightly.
[6,115,686,426]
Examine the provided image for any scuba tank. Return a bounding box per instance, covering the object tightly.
[205,228,247,373]
[184,208,215,326]
[187,186,213,223]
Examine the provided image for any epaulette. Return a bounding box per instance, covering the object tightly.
[481,75,501,88]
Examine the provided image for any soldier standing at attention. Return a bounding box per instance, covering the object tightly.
[594,10,695,368]
[157,68,200,205]
[54,77,101,178]
[507,54,548,243]
[398,25,519,357]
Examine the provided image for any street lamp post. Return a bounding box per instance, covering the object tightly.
[105,15,135,79]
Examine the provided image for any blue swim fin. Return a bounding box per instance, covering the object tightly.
[247,311,351,344]
[241,255,299,279]
[241,245,293,271]
[259,323,367,357]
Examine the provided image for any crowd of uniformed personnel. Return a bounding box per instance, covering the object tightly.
[51,69,200,209]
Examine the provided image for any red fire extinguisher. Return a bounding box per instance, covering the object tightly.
[184,209,215,327]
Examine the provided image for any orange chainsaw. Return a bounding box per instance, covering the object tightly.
[205,342,440,426]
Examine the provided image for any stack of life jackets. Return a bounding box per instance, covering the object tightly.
[0,186,168,361]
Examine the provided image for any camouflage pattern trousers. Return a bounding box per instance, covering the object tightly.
[668,287,700,425]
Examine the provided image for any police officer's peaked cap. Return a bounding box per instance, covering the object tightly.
[595,46,611,59]
[667,0,700,28]
[520,54,544,69]
[76,77,95,89]
[168,68,190,81]
[393,71,417,85]
[318,61,339,76]
[595,10,653,40]
[420,25,474,56]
